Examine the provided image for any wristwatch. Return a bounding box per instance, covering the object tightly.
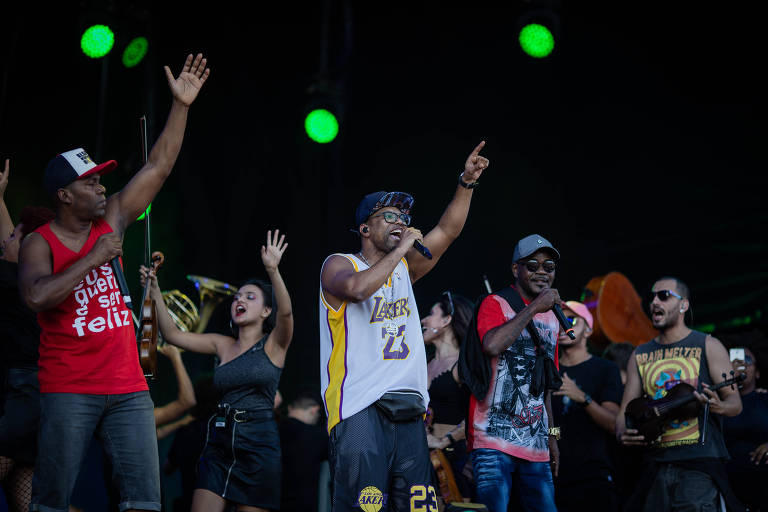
[548,427,561,440]
[581,393,593,407]
[458,171,479,189]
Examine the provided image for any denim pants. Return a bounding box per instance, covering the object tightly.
[472,448,557,512]
[31,391,160,512]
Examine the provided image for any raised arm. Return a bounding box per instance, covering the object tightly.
[153,344,197,427]
[407,141,489,282]
[143,266,229,356]
[260,230,293,367]
[0,160,13,240]
[19,231,122,312]
[105,54,210,233]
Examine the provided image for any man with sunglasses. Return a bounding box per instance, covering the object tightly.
[551,301,622,512]
[468,234,564,512]
[319,142,488,511]
[616,277,743,512]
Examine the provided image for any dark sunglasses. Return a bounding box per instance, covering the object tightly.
[520,259,556,273]
[649,290,683,302]
[441,290,455,317]
[369,211,412,226]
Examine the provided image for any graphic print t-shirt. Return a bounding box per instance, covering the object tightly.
[467,288,559,462]
[35,219,147,394]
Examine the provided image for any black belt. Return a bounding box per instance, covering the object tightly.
[226,408,274,423]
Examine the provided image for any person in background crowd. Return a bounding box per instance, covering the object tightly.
[421,290,475,500]
[552,301,622,512]
[0,160,56,512]
[723,345,768,511]
[278,391,328,512]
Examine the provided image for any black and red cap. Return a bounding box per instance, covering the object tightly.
[43,148,117,198]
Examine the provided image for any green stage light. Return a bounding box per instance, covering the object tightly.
[519,23,555,58]
[81,25,115,59]
[305,109,339,143]
[122,37,149,68]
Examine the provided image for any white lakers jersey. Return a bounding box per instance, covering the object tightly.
[319,253,429,432]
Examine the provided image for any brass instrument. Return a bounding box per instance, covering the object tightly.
[186,274,237,333]
[162,290,200,332]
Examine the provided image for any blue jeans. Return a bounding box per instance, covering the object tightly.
[31,391,160,512]
[472,448,556,512]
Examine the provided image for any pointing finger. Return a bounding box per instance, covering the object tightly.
[470,140,486,157]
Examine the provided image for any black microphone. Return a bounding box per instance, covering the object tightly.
[553,303,575,340]
[110,257,133,310]
[413,240,433,259]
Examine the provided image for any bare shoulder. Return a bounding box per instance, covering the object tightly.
[320,254,355,286]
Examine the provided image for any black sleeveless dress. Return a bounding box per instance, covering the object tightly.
[196,336,282,508]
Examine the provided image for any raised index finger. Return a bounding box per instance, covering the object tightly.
[470,140,486,157]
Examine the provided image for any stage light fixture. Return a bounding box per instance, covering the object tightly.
[305,108,339,143]
[519,22,555,58]
[137,204,151,221]
[81,24,115,58]
[122,36,149,68]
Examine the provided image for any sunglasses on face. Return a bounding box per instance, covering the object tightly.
[442,290,455,317]
[565,316,580,327]
[520,259,557,273]
[649,289,683,302]
[369,211,412,226]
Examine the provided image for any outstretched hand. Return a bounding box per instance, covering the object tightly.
[261,229,288,271]
[462,141,489,182]
[164,53,211,107]
[0,159,9,198]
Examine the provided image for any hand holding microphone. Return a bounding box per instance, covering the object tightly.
[400,227,433,260]
[536,287,575,340]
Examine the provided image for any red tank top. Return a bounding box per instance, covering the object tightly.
[35,219,147,394]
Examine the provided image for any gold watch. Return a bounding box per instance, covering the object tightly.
[548,427,561,440]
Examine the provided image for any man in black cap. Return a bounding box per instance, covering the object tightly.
[466,233,564,512]
[17,53,210,512]
[319,141,488,511]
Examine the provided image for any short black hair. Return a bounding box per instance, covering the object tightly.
[655,276,690,300]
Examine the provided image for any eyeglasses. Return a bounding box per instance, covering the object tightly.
[649,290,683,302]
[745,355,754,366]
[442,290,455,317]
[369,211,412,226]
[519,259,556,273]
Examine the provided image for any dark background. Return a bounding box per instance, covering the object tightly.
[2,1,768,510]
[2,0,768,428]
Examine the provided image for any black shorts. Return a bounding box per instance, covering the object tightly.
[196,414,281,509]
[0,368,40,465]
[329,403,437,512]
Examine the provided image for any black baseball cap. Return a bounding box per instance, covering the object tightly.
[43,148,117,198]
[354,191,414,228]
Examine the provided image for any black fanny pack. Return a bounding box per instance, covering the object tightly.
[375,391,426,422]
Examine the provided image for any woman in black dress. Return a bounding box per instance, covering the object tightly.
[145,229,292,512]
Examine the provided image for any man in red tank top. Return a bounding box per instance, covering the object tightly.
[17,53,210,512]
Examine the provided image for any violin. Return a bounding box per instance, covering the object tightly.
[625,371,745,442]
[138,251,164,379]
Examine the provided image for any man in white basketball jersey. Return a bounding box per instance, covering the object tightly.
[319,142,489,511]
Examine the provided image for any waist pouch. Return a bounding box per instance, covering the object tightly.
[375,391,426,422]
